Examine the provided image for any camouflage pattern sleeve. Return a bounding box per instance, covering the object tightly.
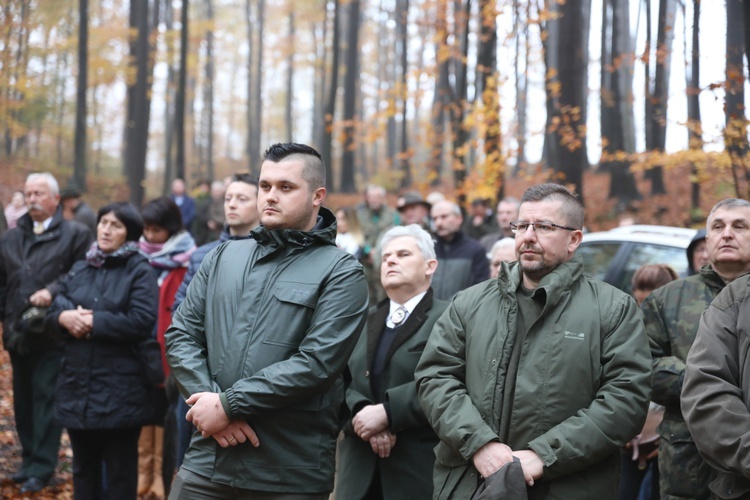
[642,292,685,407]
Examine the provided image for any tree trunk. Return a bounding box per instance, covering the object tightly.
[450,0,471,201]
[340,0,360,193]
[250,0,265,171]
[285,10,295,143]
[602,0,639,205]
[726,0,750,197]
[544,0,590,203]
[311,7,328,150]
[245,0,255,172]
[477,0,503,200]
[73,0,88,191]
[427,0,450,186]
[513,0,529,175]
[397,0,411,187]
[320,0,340,190]
[204,0,214,181]
[125,0,158,207]
[163,0,176,194]
[645,0,676,194]
[175,0,189,181]
[687,0,702,211]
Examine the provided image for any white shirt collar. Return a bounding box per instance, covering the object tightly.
[386,291,427,328]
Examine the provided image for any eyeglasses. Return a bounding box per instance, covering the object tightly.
[510,221,578,234]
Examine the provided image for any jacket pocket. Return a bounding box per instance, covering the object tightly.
[262,283,319,348]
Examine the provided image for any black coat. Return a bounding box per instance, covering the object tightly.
[0,207,93,351]
[49,252,159,429]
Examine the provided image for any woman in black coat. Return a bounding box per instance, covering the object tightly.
[47,202,159,500]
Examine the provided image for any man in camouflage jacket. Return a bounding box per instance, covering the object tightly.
[643,198,750,500]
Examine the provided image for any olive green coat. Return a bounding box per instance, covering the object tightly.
[415,257,652,500]
[166,208,369,494]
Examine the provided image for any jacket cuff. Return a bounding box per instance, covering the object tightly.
[219,392,232,419]
[527,435,557,468]
[383,401,393,427]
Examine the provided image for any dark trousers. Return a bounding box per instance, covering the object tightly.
[9,348,63,480]
[169,468,329,500]
[68,427,141,500]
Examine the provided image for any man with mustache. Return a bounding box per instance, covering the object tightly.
[643,198,750,500]
[0,173,92,493]
[416,183,651,499]
[166,143,369,498]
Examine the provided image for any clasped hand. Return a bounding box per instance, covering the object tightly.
[185,392,260,449]
[472,442,543,486]
[59,306,93,339]
[353,404,398,457]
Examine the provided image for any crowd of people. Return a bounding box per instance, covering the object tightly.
[0,144,750,500]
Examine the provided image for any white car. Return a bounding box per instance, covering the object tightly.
[577,225,698,295]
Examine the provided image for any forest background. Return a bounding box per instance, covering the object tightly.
[2,0,750,231]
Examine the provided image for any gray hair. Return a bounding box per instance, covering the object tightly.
[497,196,520,210]
[707,198,750,228]
[490,237,515,255]
[26,172,59,196]
[432,200,462,216]
[380,224,436,260]
[365,184,386,197]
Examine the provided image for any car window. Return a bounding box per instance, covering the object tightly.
[616,244,688,295]
[578,242,622,281]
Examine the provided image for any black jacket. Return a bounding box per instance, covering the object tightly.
[49,252,159,429]
[0,208,92,351]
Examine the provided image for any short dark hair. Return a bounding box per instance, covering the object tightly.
[141,196,183,237]
[262,143,326,190]
[230,173,259,190]
[520,183,584,229]
[97,202,144,241]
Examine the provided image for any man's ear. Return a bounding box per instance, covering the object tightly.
[425,258,438,277]
[568,229,583,254]
[312,187,326,207]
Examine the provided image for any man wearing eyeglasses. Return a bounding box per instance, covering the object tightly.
[416,183,651,499]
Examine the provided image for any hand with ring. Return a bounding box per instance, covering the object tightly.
[211,420,261,448]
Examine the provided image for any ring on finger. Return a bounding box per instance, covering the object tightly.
[228,436,236,443]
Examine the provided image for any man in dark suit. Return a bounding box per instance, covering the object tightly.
[336,224,449,500]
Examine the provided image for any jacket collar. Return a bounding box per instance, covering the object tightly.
[17,206,65,238]
[250,206,337,250]
[366,288,435,369]
[700,264,731,292]
[498,256,583,309]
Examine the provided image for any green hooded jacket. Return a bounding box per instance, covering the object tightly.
[166,207,369,494]
[682,274,750,499]
[415,256,651,499]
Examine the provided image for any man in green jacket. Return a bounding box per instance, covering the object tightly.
[681,273,750,499]
[165,143,369,498]
[643,197,750,500]
[416,183,652,499]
